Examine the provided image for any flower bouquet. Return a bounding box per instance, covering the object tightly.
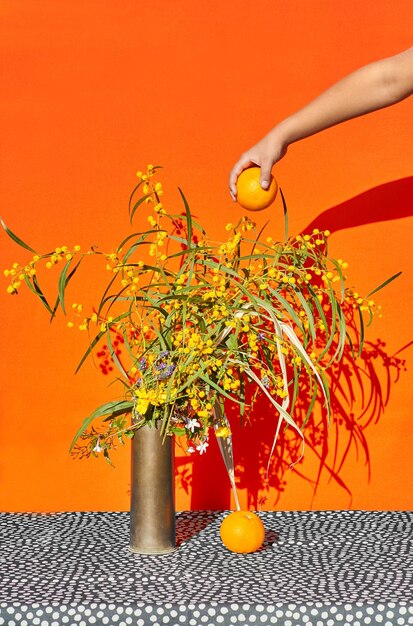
[2,165,398,548]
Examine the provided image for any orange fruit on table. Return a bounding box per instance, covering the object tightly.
[236,166,278,211]
[220,510,265,553]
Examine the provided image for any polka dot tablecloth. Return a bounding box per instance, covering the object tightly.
[0,510,412,625]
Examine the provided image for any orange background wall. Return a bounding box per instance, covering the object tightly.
[1,0,412,512]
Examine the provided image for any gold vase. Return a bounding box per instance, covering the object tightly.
[129,420,175,554]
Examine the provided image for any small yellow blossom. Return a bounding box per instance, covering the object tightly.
[215,426,231,438]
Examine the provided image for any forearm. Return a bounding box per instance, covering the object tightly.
[272,47,413,148]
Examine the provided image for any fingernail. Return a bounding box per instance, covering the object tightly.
[261,180,269,189]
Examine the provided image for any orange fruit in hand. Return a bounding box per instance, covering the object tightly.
[236,166,278,211]
[220,510,265,553]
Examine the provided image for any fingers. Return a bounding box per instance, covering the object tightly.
[228,156,255,201]
[259,161,273,190]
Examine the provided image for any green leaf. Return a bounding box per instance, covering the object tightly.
[50,258,82,321]
[279,187,289,243]
[69,400,133,452]
[74,329,107,374]
[1,218,38,254]
[57,259,72,314]
[31,275,53,315]
[116,229,157,253]
[178,187,192,249]
[128,180,144,215]
[22,274,51,315]
[106,327,129,380]
[130,194,151,224]
[366,271,402,298]
[357,305,365,358]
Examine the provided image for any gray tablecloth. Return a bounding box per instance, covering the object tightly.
[1,510,412,625]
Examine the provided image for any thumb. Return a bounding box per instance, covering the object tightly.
[260,164,272,190]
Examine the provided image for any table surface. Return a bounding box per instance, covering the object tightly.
[1,510,412,626]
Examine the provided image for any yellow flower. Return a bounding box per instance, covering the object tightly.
[215,426,231,438]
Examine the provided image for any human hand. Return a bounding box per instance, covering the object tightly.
[228,128,288,201]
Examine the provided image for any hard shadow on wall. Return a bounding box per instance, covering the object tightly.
[182,177,412,510]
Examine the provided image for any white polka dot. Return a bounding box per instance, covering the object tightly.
[208,609,216,616]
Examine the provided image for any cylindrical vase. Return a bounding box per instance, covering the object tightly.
[129,421,175,554]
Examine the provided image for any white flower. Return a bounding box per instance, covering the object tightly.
[186,418,200,433]
[196,440,209,455]
[186,446,195,454]
[93,438,103,453]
